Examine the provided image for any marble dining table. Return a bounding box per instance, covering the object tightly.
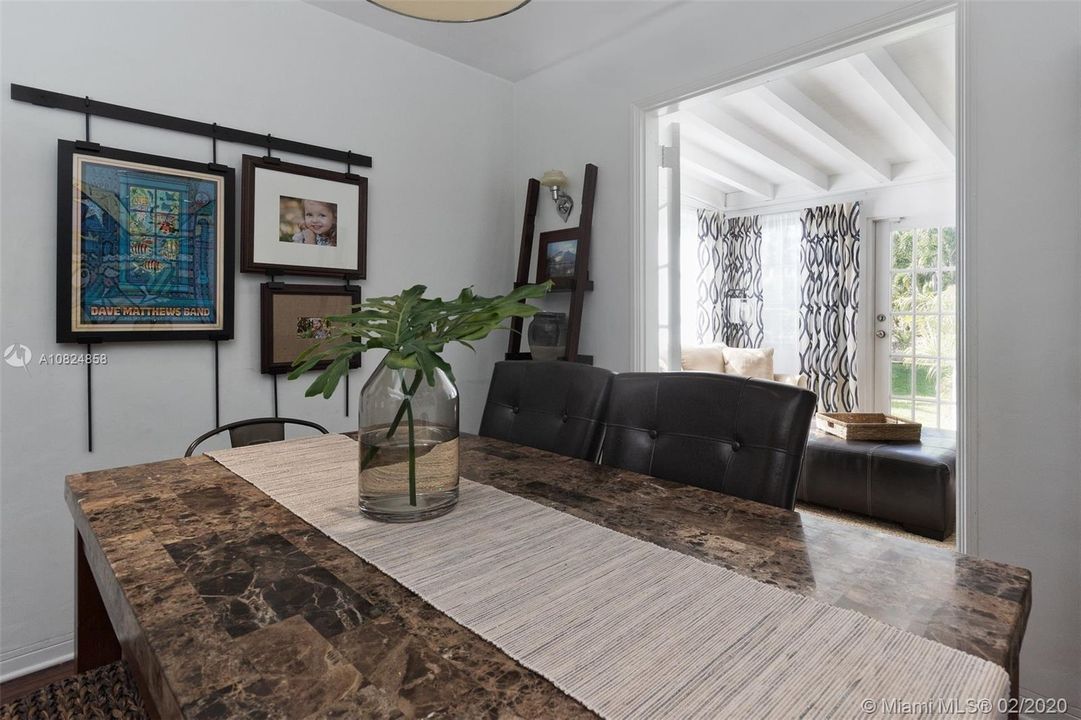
[66,433,1031,719]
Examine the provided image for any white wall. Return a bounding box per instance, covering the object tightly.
[514,1,920,371]
[0,1,514,679]
[513,0,1080,709]
[966,1,1081,708]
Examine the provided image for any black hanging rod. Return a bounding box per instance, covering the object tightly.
[10,84,373,168]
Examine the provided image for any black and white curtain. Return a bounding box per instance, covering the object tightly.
[720,215,764,348]
[798,202,861,411]
[695,209,723,344]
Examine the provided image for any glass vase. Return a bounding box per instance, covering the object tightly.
[358,359,459,522]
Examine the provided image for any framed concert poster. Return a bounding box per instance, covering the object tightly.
[260,283,362,375]
[241,155,367,279]
[56,140,234,343]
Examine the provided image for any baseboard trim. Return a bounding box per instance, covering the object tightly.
[0,638,74,684]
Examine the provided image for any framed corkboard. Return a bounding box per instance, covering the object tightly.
[260,283,361,375]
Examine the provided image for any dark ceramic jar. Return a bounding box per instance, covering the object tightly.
[528,312,568,361]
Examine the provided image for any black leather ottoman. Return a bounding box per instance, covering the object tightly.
[796,428,956,540]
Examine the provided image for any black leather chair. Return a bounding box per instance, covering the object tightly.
[185,417,329,457]
[479,361,614,461]
[599,372,817,509]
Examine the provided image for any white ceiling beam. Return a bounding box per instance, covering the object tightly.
[683,169,739,195]
[848,48,955,167]
[681,139,774,200]
[680,174,728,210]
[753,80,893,185]
[682,107,830,192]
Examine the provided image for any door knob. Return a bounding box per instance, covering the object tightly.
[875,330,887,339]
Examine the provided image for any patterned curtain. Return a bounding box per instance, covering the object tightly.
[720,215,764,348]
[798,202,861,411]
[695,209,723,344]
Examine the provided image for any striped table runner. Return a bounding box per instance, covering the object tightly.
[207,435,1008,719]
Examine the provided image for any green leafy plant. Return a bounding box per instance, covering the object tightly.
[288,281,552,505]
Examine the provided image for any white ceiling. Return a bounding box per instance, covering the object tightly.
[673,17,956,211]
[308,0,683,81]
[308,0,954,212]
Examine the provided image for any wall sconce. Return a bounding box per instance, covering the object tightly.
[539,170,574,222]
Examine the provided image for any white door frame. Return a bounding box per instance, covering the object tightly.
[629,0,974,553]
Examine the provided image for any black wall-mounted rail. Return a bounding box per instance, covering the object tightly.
[10,84,373,168]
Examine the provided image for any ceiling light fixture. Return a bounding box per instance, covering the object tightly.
[368,0,531,23]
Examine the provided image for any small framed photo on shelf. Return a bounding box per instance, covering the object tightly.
[260,283,362,375]
[536,228,590,290]
[56,140,234,343]
[242,155,367,278]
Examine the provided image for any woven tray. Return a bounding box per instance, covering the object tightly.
[816,412,922,442]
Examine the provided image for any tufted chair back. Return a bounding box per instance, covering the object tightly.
[479,361,614,461]
[599,372,817,509]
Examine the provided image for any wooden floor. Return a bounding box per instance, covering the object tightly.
[0,661,75,705]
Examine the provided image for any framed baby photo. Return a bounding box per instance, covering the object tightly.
[260,283,362,375]
[241,155,367,279]
[56,140,234,343]
[536,228,590,290]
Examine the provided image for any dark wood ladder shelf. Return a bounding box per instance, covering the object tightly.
[506,163,598,364]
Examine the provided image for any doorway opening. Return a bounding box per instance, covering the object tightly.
[637,8,961,548]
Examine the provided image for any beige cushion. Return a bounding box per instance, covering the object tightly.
[681,343,727,373]
[773,373,809,389]
[721,346,775,380]
[681,345,803,386]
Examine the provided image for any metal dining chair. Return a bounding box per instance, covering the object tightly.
[599,372,817,510]
[184,417,329,458]
[479,361,614,461]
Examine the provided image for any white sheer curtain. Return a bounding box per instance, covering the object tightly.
[759,212,802,375]
[676,208,804,375]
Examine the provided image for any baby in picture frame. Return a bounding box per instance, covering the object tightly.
[292,199,337,246]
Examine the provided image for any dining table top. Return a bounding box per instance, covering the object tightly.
[66,433,1031,719]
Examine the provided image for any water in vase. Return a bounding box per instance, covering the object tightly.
[358,362,459,522]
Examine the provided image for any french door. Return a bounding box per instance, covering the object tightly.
[874,218,958,430]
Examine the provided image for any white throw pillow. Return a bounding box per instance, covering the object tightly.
[721,346,775,380]
[773,373,808,389]
[681,344,727,373]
